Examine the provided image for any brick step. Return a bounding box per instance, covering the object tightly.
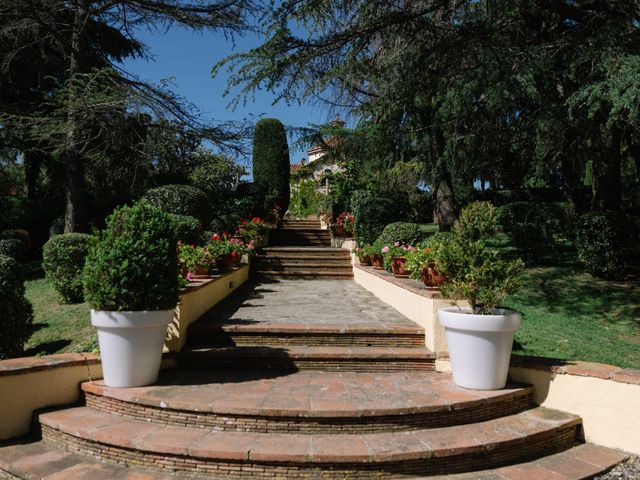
[253,270,354,279]
[260,247,347,254]
[0,440,179,480]
[37,406,584,478]
[0,439,625,480]
[268,241,333,247]
[174,345,435,371]
[253,256,351,265]
[429,443,628,480]
[252,263,353,272]
[187,322,426,347]
[81,371,534,434]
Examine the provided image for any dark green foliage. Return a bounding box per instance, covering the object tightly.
[0,254,34,359]
[454,201,496,242]
[83,202,179,311]
[576,211,630,280]
[0,239,22,260]
[42,233,91,304]
[376,222,434,247]
[475,189,564,207]
[351,190,403,244]
[252,118,290,214]
[407,192,434,224]
[200,230,216,245]
[1,229,31,259]
[496,202,575,262]
[143,184,210,225]
[49,217,65,238]
[168,214,202,244]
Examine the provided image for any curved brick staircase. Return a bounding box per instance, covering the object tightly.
[252,219,353,279]
[0,277,628,478]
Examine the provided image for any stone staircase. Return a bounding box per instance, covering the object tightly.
[0,279,628,479]
[252,219,353,279]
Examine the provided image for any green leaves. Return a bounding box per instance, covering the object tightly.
[83,202,179,312]
[42,233,92,304]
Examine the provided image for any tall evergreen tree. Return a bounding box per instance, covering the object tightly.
[252,118,290,215]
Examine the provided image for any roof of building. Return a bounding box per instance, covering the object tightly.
[290,163,302,174]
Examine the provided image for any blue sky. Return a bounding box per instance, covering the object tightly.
[120,27,337,163]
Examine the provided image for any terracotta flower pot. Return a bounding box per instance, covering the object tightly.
[391,257,410,278]
[231,253,241,267]
[421,263,446,289]
[371,254,384,270]
[216,254,234,271]
[188,265,210,280]
[358,254,372,266]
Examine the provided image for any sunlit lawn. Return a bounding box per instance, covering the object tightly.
[23,277,95,356]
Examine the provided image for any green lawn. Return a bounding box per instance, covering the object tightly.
[23,278,96,356]
[505,265,640,368]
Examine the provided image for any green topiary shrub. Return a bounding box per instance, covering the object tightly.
[83,202,180,311]
[351,190,403,244]
[168,214,202,244]
[0,254,34,359]
[576,211,630,280]
[252,118,290,215]
[496,201,575,261]
[0,239,22,260]
[376,222,434,246]
[454,201,497,241]
[42,233,92,304]
[143,184,210,225]
[1,229,31,259]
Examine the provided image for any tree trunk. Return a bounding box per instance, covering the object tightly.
[591,126,622,211]
[63,0,88,233]
[433,160,456,231]
[24,150,42,201]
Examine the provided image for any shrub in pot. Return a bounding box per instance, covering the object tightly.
[83,202,179,388]
[42,233,91,304]
[437,203,524,390]
[405,233,453,288]
[381,243,414,277]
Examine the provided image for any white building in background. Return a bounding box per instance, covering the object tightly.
[290,117,345,193]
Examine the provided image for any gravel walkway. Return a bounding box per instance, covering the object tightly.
[595,456,640,480]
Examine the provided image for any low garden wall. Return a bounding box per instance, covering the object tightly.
[0,353,102,441]
[509,357,640,456]
[0,265,249,442]
[165,264,249,352]
[352,264,457,356]
[351,261,640,456]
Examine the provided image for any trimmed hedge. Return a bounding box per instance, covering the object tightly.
[352,190,405,244]
[42,233,92,304]
[0,254,34,359]
[83,202,180,311]
[168,214,202,244]
[252,118,290,214]
[576,211,630,280]
[454,201,496,241]
[496,201,575,261]
[375,222,436,247]
[1,229,31,259]
[143,184,210,225]
[0,239,22,260]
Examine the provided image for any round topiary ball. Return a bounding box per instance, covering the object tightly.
[83,202,179,312]
[1,229,31,260]
[143,184,210,225]
[0,239,22,260]
[42,233,92,304]
[0,254,34,359]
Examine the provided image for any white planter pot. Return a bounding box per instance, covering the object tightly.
[91,309,174,388]
[438,307,521,390]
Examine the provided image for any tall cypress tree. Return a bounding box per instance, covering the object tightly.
[252,118,290,215]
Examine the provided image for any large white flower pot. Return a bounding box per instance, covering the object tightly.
[91,309,174,388]
[438,307,521,390]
